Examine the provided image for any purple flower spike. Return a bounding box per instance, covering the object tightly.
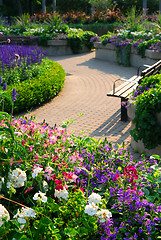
[0,77,2,84]
[12,88,19,101]
[2,82,7,91]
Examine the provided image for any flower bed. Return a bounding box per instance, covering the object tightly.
[94,29,161,67]
[0,18,98,55]
[0,94,161,238]
[0,44,66,113]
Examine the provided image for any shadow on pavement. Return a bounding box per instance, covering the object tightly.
[89,109,131,146]
[77,58,137,78]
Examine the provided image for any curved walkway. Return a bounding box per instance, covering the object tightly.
[25,51,138,151]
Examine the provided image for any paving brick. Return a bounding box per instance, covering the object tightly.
[25,51,142,159]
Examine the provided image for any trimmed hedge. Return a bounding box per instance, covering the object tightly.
[2,59,66,114]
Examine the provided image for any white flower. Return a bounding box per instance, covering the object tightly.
[33,191,47,203]
[0,204,10,227]
[18,217,26,224]
[13,207,36,226]
[32,167,43,178]
[84,203,98,216]
[96,209,112,222]
[54,187,69,200]
[8,168,27,188]
[88,192,101,205]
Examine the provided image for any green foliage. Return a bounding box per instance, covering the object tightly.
[137,39,160,58]
[3,63,42,85]
[67,30,97,54]
[1,59,66,114]
[131,74,161,149]
[116,45,131,67]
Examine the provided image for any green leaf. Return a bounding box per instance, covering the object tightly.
[146,196,155,203]
[0,126,14,140]
[64,227,78,237]
[143,188,150,196]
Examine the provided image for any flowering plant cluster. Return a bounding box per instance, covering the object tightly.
[1,88,161,239]
[0,44,47,85]
[0,17,98,51]
[101,29,161,57]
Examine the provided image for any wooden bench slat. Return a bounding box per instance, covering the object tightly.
[106,60,161,121]
[121,83,138,98]
[107,75,141,96]
[113,82,137,97]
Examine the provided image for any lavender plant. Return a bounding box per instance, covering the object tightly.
[0,44,47,84]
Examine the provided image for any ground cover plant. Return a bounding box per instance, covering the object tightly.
[0,90,161,239]
[0,44,66,113]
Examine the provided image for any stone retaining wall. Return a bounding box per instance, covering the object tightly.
[94,42,160,68]
[44,40,90,56]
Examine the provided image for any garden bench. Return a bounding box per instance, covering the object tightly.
[107,60,161,121]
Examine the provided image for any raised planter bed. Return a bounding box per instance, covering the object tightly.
[127,100,161,156]
[43,40,90,56]
[0,35,38,45]
[94,42,160,68]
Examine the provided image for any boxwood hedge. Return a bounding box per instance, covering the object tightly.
[1,59,66,114]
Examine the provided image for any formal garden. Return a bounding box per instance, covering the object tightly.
[0,0,161,239]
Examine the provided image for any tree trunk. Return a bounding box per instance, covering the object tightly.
[42,0,46,14]
[53,0,56,12]
[17,0,23,16]
[159,0,161,13]
[0,0,2,16]
[143,0,147,15]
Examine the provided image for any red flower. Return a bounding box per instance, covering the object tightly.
[51,173,57,180]
[55,185,63,191]
[113,173,120,182]
[55,179,63,185]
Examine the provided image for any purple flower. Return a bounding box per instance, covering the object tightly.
[12,88,19,101]
[0,77,2,84]
[2,82,7,91]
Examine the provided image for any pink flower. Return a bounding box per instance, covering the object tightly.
[44,166,54,180]
[24,187,33,194]
[29,145,35,152]
[7,38,11,43]
[0,32,3,35]
[22,139,25,146]
[15,53,20,60]
[44,166,54,175]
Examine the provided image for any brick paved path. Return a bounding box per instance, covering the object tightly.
[25,51,139,154]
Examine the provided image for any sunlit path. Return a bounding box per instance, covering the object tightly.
[24,51,137,149]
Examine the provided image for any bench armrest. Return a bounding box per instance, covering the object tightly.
[113,76,138,94]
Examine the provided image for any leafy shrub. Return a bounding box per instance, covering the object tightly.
[67,29,97,53]
[131,74,161,149]
[0,59,66,113]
